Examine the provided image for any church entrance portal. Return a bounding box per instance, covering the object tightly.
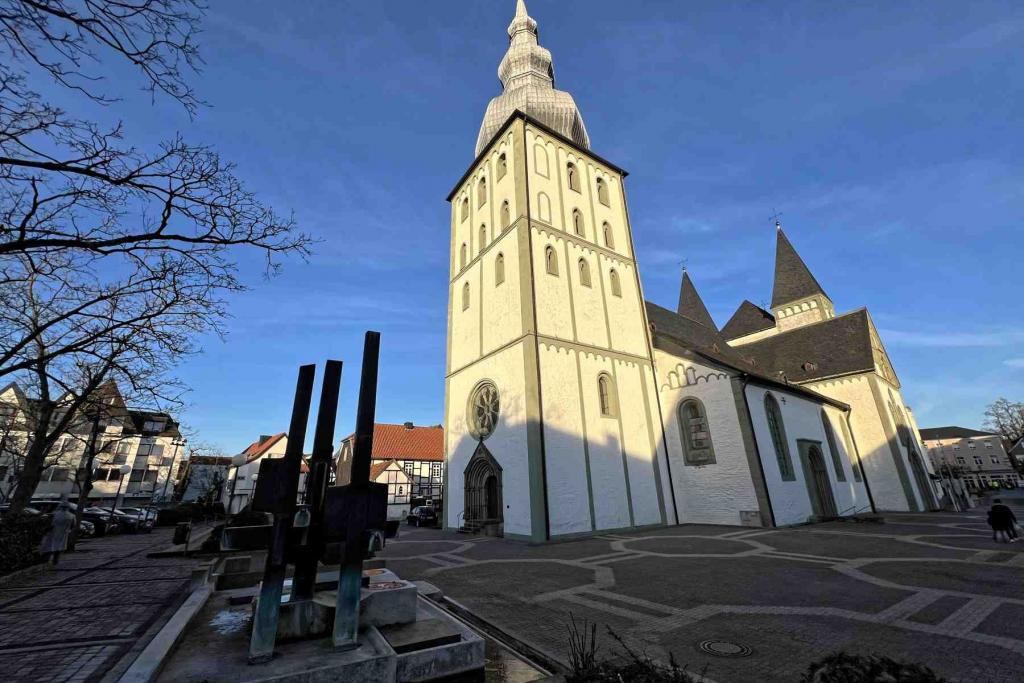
[909,451,938,511]
[799,440,838,519]
[464,441,503,535]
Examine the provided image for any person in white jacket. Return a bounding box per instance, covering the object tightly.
[39,497,76,565]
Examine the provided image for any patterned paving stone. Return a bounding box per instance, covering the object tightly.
[620,535,752,556]
[3,579,186,611]
[763,531,972,560]
[974,603,1024,641]
[0,643,124,683]
[861,561,1024,600]
[905,595,971,625]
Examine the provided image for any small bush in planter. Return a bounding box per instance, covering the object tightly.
[802,652,950,683]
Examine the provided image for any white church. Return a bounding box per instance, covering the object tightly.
[442,1,939,542]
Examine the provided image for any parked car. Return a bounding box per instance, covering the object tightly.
[407,506,438,527]
[30,499,78,515]
[78,519,95,537]
[81,508,120,536]
[114,508,153,532]
[118,507,157,522]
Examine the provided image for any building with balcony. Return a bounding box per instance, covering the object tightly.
[920,426,1021,492]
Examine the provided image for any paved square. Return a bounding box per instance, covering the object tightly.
[380,508,1024,682]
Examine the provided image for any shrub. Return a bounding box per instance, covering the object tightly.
[0,512,52,575]
[565,616,703,683]
[802,652,951,683]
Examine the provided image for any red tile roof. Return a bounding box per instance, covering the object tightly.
[343,424,444,462]
[240,432,286,464]
[369,460,394,481]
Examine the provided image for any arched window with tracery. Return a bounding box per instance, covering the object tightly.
[765,393,795,481]
[545,245,558,276]
[821,410,847,482]
[500,201,511,229]
[602,222,614,249]
[573,209,585,236]
[598,374,616,417]
[609,269,622,297]
[461,282,470,311]
[679,398,715,465]
[578,258,591,287]
[477,177,487,207]
[495,253,505,286]
[596,177,610,206]
[567,162,581,192]
[460,243,467,269]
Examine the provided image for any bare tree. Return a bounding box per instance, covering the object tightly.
[0,2,311,511]
[984,398,1024,448]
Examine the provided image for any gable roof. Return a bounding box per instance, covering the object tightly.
[771,228,829,309]
[676,272,718,331]
[646,301,848,409]
[239,432,287,464]
[722,300,776,341]
[919,426,999,441]
[740,308,874,383]
[342,424,444,462]
[369,460,395,481]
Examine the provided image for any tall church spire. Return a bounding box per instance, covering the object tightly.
[475,0,590,155]
[677,270,718,331]
[770,227,829,309]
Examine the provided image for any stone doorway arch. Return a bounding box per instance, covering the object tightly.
[464,441,503,535]
[799,440,838,520]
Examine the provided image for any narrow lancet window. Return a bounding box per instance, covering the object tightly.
[495,253,505,285]
[545,245,558,276]
[596,177,610,206]
[567,162,581,192]
[578,258,591,287]
[609,269,622,297]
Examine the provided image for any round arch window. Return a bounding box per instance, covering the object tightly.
[468,381,500,440]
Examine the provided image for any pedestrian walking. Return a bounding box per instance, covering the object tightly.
[988,499,1018,543]
[39,497,76,564]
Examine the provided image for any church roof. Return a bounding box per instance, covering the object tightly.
[722,300,776,341]
[676,272,718,330]
[646,301,849,409]
[475,0,590,155]
[918,426,998,441]
[740,309,875,383]
[771,227,829,309]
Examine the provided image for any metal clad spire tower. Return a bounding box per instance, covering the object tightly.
[475,0,591,155]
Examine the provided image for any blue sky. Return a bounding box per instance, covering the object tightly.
[45,1,1023,453]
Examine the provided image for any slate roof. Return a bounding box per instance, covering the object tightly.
[919,426,999,441]
[342,424,444,462]
[646,301,849,409]
[676,272,718,330]
[722,300,776,341]
[771,228,829,308]
[740,309,875,383]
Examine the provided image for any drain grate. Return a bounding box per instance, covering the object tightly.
[698,640,753,657]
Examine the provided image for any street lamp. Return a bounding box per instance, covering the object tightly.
[109,464,132,518]
[249,473,259,510]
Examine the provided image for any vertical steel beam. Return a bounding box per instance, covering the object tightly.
[292,360,343,601]
[333,332,380,648]
[249,364,315,664]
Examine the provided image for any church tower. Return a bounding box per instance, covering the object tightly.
[770,225,836,332]
[443,1,673,541]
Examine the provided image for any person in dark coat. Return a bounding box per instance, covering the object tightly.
[39,498,76,564]
[988,499,1018,543]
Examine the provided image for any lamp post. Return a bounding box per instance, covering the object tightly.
[109,464,132,518]
[249,473,259,510]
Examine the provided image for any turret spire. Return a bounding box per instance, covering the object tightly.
[770,228,830,309]
[475,1,590,155]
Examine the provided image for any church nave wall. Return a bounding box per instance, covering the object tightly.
[654,350,760,526]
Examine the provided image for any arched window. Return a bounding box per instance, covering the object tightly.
[596,177,610,206]
[497,153,507,180]
[821,410,847,482]
[765,393,795,481]
[479,224,487,250]
[572,209,585,236]
[495,253,505,286]
[567,162,581,192]
[534,144,549,177]
[602,222,614,249]
[500,201,511,229]
[477,177,487,207]
[578,258,591,287]
[460,197,469,222]
[537,192,552,223]
[545,245,558,276]
[461,282,470,311]
[598,374,616,417]
[460,243,467,269]
[679,399,715,465]
[609,269,622,297]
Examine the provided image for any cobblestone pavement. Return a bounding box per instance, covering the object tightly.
[381,509,1024,683]
[0,528,200,683]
